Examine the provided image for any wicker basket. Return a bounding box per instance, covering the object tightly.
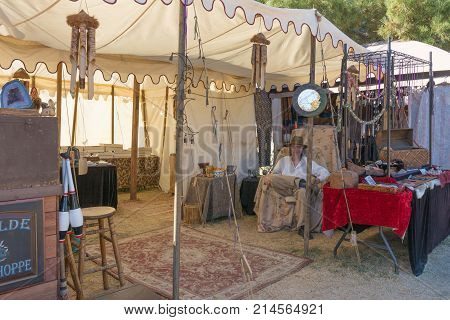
[183,204,201,224]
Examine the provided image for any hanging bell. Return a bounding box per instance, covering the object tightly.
[250,33,270,90]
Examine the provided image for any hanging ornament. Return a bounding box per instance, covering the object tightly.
[250,33,270,89]
[67,10,99,100]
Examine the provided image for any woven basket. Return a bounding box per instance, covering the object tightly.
[183,204,201,224]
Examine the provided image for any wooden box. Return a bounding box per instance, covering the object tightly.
[376,128,414,150]
[0,112,59,299]
[0,114,58,190]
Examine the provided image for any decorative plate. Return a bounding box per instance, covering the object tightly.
[292,83,327,117]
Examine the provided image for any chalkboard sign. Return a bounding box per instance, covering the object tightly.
[0,199,44,293]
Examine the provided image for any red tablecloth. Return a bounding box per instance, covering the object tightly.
[322,177,413,237]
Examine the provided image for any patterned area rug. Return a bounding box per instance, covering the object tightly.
[94,227,311,299]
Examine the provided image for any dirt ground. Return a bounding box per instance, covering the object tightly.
[74,189,449,300]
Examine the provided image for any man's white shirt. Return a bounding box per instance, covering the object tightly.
[273,156,330,181]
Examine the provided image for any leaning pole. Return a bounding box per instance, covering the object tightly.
[173,0,186,300]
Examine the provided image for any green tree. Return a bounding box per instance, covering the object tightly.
[378,0,450,51]
[260,0,450,50]
[260,0,386,45]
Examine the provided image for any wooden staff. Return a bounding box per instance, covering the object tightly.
[161,86,169,167]
[111,85,115,144]
[71,83,79,147]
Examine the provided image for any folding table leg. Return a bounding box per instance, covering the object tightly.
[333,225,351,257]
[379,226,399,274]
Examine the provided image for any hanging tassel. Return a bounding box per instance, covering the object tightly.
[67,10,99,100]
[250,33,270,89]
[87,25,96,100]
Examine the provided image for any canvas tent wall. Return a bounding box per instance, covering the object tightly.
[367,40,450,85]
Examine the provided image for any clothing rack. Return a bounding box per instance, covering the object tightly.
[341,38,433,174]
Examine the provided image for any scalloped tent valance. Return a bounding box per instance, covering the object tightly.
[0,0,367,91]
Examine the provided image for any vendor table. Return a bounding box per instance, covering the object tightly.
[185,174,236,223]
[322,177,413,273]
[75,163,118,209]
[240,176,260,215]
[408,183,450,276]
[105,155,159,191]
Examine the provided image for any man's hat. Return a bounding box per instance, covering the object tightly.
[290,135,307,148]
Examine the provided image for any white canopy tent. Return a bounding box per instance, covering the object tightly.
[0,0,368,191]
[0,0,368,298]
[0,0,366,90]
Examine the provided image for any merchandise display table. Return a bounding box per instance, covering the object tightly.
[322,178,413,237]
[322,177,413,273]
[185,174,236,223]
[75,163,118,209]
[240,176,260,215]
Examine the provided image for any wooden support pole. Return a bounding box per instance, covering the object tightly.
[71,83,79,147]
[304,31,316,256]
[56,64,63,147]
[111,85,115,144]
[130,77,140,200]
[140,89,150,148]
[173,0,186,300]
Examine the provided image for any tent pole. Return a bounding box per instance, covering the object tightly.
[56,63,63,147]
[429,52,433,165]
[140,89,150,148]
[304,32,316,256]
[340,44,348,166]
[130,77,140,200]
[386,37,392,177]
[111,85,115,144]
[173,0,186,300]
[71,83,79,147]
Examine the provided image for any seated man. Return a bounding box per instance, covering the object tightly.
[254,136,330,234]
[273,136,330,184]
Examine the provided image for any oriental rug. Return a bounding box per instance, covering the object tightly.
[91,227,311,299]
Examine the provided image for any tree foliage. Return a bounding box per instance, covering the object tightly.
[378,0,450,51]
[259,0,450,50]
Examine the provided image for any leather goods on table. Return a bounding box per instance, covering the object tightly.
[358,183,404,194]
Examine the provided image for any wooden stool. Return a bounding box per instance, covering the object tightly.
[78,207,125,293]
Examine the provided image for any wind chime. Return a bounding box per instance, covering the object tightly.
[67,10,99,100]
[250,33,270,89]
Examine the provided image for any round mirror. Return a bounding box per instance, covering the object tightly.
[297,89,321,112]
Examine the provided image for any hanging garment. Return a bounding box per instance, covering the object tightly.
[254,89,272,166]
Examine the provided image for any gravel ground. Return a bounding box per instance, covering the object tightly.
[72,189,449,300]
